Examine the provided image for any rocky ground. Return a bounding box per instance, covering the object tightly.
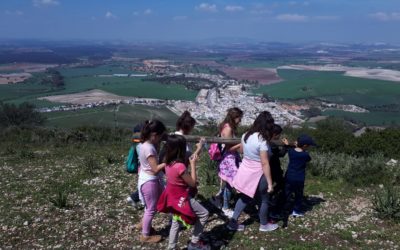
[0,144,399,249]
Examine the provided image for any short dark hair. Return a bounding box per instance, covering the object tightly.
[140,119,166,141]
[163,134,187,165]
[176,111,196,134]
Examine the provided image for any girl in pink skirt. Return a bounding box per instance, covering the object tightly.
[212,107,243,217]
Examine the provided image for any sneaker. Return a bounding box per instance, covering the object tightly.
[139,234,162,243]
[126,196,138,207]
[222,208,234,218]
[259,223,279,232]
[209,196,222,209]
[188,240,211,250]
[292,211,305,217]
[227,221,245,231]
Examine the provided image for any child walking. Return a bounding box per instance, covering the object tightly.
[174,111,204,159]
[211,107,243,218]
[282,134,316,227]
[137,120,167,243]
[268,124,289,221]
[228,111,279,232]
[157,135,210,250]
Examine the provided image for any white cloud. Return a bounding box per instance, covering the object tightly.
[277,14,308,22]
[250,4,271,15]
[5,10,24,15]
[225,5,244,12]
[196,3,217,12]
[144,9,153,15]
[173,16,188,21]
[33,0,59,7]
[105,11,117,19]
[369,12,400,21]
[314,15,340,21]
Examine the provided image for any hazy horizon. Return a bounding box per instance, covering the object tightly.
[1,0,400,44]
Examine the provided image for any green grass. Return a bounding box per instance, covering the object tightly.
[253,69,400,107]
[58,65,134,78]
[44,104,178,128]
[0,65,198,106]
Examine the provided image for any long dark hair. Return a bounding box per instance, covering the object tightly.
[219,107,243,134]
[176,111,196,134]
[163,134,187,165]
[244,111,275,143]
[140,119,167,141]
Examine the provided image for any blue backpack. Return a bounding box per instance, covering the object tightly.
[126,141,140,173]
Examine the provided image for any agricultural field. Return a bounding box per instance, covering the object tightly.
[44,104,178,128]
[252,69,400,125]
[322,110,400,126]
[254,69,400,107]
[0,65,198,108]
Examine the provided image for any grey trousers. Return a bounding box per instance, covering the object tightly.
[168,198,209,249]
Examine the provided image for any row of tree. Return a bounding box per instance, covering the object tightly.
[0,102,45,127]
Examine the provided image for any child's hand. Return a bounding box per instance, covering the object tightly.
[267,184,274,193]
[196,137,206,150]
[189,154,198,166]
[282,138,289,146]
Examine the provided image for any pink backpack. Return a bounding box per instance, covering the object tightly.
[208,143,223,161]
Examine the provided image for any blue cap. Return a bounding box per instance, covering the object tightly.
[297,134,317,147]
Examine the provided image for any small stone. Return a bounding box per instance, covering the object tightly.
[23,221,29,226]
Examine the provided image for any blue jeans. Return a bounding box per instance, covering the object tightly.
[231,176,270,225]
[222,183,233,209]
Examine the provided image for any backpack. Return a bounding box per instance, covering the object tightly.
[126,141,140,173]
[208,143,224,161]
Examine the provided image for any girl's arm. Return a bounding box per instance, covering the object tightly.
[147,155,166,174]
[192,137,205,157]
[260,151,273,193]
[181,155,198,188]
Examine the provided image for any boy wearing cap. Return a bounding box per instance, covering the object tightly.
[283,134,316,221]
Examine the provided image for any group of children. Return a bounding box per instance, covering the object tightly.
[129,108,316,249]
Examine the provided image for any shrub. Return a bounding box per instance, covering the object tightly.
[49,184,71,209]
[373,185,400,222]
[197,153,219,186]
[83,155,101,176]
[0,102,46,127]
[308,152,387,186]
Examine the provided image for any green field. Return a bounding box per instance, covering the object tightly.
[45,104,178,128]
[254,69,400,107]
[227,58,312,68]
[0,65,198,107]
[323,110,400,126]
[58,65,134,78]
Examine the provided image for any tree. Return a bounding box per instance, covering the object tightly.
[0,102,46,127]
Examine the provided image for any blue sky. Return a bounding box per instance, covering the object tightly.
[0,0,399,43]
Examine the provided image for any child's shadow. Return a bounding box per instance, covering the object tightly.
[303,195,326,212]
[282,195,326,228]
[192,194,248,250]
